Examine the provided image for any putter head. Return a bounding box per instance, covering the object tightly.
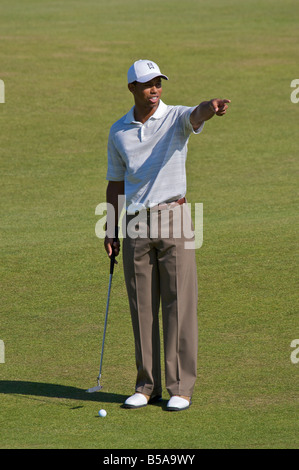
[86,384,103,393]
[86,377,103,393]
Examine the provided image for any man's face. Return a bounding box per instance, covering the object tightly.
[129,77,162,110]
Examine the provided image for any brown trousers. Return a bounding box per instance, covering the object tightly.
[123,203,198,398]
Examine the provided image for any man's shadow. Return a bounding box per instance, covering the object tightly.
[0,380,127,405]
[0,380,167,409]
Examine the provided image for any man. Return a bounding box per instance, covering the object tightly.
[104,59,230,411]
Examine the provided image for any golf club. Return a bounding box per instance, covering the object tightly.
[86,230,118,392]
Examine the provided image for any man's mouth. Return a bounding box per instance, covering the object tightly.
[149,96,159,103]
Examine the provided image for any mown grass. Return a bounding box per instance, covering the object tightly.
[0,0,298,449]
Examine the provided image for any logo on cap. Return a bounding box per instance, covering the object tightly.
[147,62,155,70]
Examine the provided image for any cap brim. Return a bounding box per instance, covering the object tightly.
[134,73,169,84]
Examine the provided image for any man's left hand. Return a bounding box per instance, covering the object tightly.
[209,98,231,116]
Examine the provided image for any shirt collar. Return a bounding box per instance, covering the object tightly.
[124,100,168,124]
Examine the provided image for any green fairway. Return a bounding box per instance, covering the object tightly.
[1,0,298,449]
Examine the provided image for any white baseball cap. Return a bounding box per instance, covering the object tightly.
[127,60,169,84]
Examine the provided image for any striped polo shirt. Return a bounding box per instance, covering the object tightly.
[106,100,204,212]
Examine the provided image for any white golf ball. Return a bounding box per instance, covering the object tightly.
[98,409,107,417]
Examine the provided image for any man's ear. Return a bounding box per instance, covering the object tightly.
[128,83,135,94]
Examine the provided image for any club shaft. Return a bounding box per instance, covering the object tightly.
[98,272,113,380]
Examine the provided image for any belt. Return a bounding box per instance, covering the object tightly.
[147,197,186,212]
[126,197,187,215]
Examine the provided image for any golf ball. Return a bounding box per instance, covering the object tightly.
[98,409,107,417]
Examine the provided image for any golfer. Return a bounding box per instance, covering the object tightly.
[104,60,230,411]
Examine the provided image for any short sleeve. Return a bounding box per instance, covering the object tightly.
[106,129,126,181]
[178,106,205,136]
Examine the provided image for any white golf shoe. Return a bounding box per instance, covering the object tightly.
[166,396,191,411]
[123,392,162,409]
[123,393,149,409]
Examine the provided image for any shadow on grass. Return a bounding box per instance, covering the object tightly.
[0,380,128,405]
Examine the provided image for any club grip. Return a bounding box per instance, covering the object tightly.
[110,252,115,275]
[110,226,119,275]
